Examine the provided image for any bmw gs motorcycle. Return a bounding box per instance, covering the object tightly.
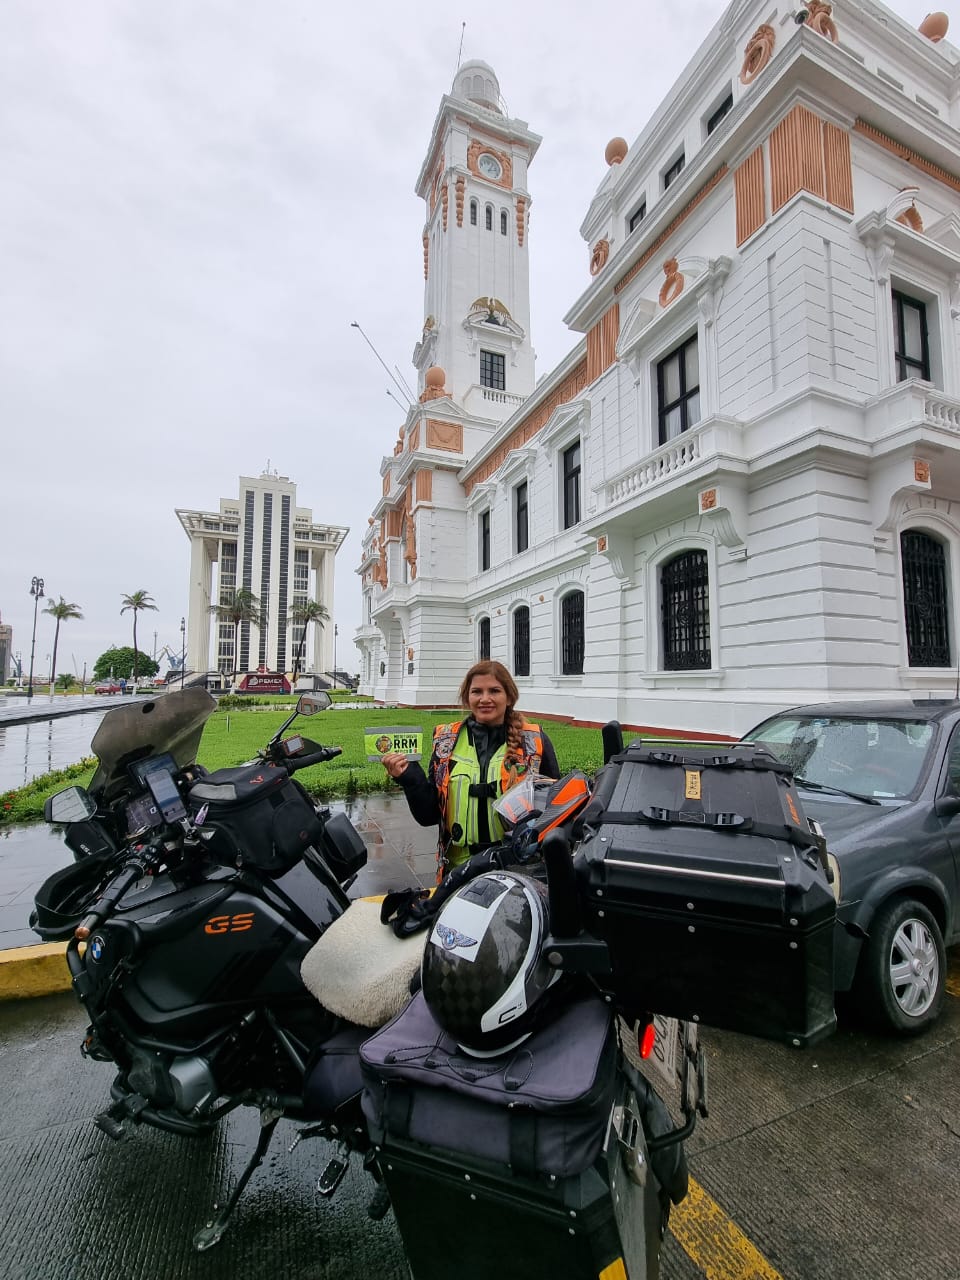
[31,687,382,1250]
[34,690,706,1275]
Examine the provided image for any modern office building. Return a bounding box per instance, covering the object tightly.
[356,3,960,737]
[178,472,348,681]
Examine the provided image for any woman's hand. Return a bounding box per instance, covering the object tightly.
[381,752,410,781]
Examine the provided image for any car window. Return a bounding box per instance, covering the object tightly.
[943,732,960,797]
[748,716,934,798]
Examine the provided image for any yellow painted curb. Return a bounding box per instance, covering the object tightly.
[670,1176,784,1280]
[0,943,71,1001]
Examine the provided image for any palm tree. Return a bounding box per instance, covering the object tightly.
[120,590,158,685]
[209,588,262,682]
[43,596,84,695]
[289,600,330,682]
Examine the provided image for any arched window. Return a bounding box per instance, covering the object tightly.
[901,530,950,666]
[485,204,493,231]
[513,606,530,677]
[470,199,478,226]
[661,550,711,670]
[500,209,508,235]
[478,616,491,660]
[561,592,585,675]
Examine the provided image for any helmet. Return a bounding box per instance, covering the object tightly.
[421,871,559,1057]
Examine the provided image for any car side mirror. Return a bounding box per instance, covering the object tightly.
[934,794,960,818]
[44,787,97,824]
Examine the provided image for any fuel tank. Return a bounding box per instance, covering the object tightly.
[84,861,343,1039]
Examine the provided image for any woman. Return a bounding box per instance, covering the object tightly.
[381,660,559,876]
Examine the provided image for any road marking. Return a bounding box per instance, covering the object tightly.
[670,1176,784,1279]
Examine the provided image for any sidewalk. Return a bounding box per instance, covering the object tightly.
[0,792,437,1000]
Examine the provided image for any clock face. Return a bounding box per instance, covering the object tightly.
[478,152,502,181]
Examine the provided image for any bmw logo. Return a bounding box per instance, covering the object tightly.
[89,936,105,963]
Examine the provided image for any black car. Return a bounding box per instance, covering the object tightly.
[741,699,960,1035]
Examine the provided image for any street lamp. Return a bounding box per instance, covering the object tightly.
[333,623,338,685]
[180,617,186,689]
[27,577,44,702]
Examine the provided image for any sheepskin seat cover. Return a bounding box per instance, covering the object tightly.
[300,898,426,1028]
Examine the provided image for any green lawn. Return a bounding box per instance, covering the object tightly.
[0,704,697,826]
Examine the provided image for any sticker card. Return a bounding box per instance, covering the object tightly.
[365,726,424,761]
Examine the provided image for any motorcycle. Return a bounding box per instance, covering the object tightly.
[31,687,383,1250]
[33,690,706,1275]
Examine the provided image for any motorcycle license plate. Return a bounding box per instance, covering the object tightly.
[645,1014,680,1092]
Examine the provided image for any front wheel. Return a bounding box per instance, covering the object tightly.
[858,897,945,1035]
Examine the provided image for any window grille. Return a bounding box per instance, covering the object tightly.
[479,617,491,660]
[892,290,930,381]
[485,204,493,231]
[480,350,505,389]
[663,153,685,189]
[470,200,478,226]
[479,510,491,571]
[661,550,711,670]
[657,335,700,444]
[513,606,530,676]
[561,592,585,675]
[628,201,646,233]
[707,93,733,134]
[562,440,581,529]
[902,531,950,666]
[500,209,508,235]
[515,480,529,553]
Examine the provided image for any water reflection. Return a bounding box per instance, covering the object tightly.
[0,711,105,792]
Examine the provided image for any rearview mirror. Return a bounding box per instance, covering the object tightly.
[935,794,960,818]
[44,787,97,824]
[297,691,332,716]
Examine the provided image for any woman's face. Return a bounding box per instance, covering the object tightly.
[466,676,509,725]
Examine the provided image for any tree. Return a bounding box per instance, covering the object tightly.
[289,600,329,682]
[42,596,83,694]
[121,590,157,683]
[93,647,159,682]
[208,588,262,680]
[55,673,76,691]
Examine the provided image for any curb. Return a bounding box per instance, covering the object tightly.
[0,943,72,1001]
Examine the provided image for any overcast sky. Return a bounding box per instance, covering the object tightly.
[0,0,942,680]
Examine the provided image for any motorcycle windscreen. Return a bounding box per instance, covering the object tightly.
[89,687,217,801]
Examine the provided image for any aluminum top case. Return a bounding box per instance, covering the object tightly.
[576,743,837,1048]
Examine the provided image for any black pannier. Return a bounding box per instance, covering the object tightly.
[188,763,324,877]
[316,811,367,882]
[577,743,837,1048]
[360,992,668,1280]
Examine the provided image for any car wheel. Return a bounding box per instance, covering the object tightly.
[859,897,945,1035]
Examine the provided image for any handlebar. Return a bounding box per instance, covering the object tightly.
[75,855,151,940]
[285,746,341,774]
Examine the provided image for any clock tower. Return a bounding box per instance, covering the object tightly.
[413,60,541,422]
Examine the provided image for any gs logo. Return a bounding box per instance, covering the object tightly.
[204,913,255,935]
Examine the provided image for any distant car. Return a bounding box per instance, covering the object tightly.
[93,680,122,695]
[741,699,960,1035]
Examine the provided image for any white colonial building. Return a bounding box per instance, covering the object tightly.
[355,2,960,738]
[178,471,348,680]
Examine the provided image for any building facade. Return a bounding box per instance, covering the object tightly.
[178,471,348,680]
[356,5,960,738]
[0,611,11,685]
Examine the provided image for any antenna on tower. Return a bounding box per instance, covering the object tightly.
[386,389,409,414]
[350,322,415,407]
[456,22,466,71]
[393,365,417,402]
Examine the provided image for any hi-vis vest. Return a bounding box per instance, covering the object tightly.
[433,720,544,868]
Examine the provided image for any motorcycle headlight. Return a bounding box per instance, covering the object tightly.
[827,853,841,903]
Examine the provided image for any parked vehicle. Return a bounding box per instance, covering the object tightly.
[31,694,704,1275]
[93,680,121,695]
[741,699,960,1035]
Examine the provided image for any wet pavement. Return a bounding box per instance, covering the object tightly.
[0,794,437,951]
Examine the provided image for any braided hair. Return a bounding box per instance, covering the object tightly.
[458,660,528,788]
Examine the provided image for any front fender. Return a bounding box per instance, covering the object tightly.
[833,865,952,990]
